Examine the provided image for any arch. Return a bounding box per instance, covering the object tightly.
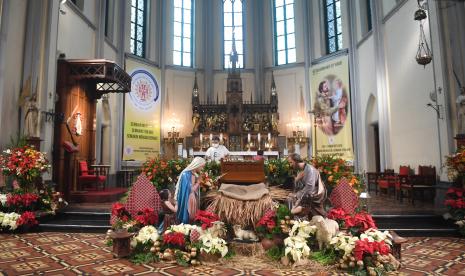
[365,94,380,172]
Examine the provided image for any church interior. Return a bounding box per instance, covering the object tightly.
[1,0,465,275]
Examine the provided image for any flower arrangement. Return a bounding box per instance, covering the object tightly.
[134,225,159,244]
[198,232,228,257]
[264,158,294,185]
[327,208,376,235]
[0,211,38,232]
[0,146,50,191]
[198,172,223,192]
[256,205,291,239]
[111,202,131,225]
[284,235,311,262]
[311,154,363,194]
[163,232,187,248]
[142,158,170,190]
[445,148,465,183]
[134,208,158,226]
[194,210,220,230]
[444,187,465,235]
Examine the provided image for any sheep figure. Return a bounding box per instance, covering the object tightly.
[233,225,259,241]
[310,215,339,250]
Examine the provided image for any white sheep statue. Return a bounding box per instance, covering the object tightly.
[309,215,339,250]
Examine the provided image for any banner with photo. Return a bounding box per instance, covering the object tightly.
[123,58,161,161]
[310,54,353,161]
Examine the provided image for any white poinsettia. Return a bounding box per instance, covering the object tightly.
[165,223,202,236]
[330,232,359,257]
[199,232,228,257]
[289,220,317,239]
[0,194,7,206]
[135,225,159,244]
[360,228,392,246]
[284,236,311,262]
[0,212,20,230]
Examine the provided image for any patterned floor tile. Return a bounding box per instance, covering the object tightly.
[1,232,465,275]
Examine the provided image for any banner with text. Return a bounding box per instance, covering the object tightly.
[310,54,353,161]
[123,58,161,161]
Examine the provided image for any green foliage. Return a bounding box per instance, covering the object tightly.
[129,252,159,264]
[223,249,236,260]
[105,239,113,247]
[266,245,285,261]
[264,158,294,185]
[174,250,190,267]
[310,249,337,265]
[203,161,221,178]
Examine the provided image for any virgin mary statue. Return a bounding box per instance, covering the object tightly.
[175,157,206,224]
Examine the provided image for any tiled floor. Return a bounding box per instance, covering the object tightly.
[0,233,464,275]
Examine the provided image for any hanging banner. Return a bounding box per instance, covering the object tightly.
[123,58,161,161]
[310,54,353,161]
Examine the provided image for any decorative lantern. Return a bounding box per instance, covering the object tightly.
[109,230,134,258]
[415,23,432,67]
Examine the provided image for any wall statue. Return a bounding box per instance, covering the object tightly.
[456,87,465,134]
[24,95,40,138]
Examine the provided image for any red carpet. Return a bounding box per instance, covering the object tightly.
[70,188,127,203]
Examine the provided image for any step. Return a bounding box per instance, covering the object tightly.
[373,214,459,237]
[39,211,111,233]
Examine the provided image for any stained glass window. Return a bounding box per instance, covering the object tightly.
[130,0,147,57]
[324,0,343,54]
[274,0,295,65]
[173,0,193,67]
[224,0,244,68]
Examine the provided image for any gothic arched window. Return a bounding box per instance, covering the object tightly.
[324,0,343,54]
[130,0,147,57]
[223,0,244,69]
[274,0,296,65]
[173,0,193,67]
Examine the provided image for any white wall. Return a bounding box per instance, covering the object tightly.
[0,0,27,146]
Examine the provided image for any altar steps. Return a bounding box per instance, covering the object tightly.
[39,211,110,233]
[38,212,459,236]
[374,214,459,237]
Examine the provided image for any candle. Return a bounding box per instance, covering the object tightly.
[258,133,261,142]
[268,132,271,141]
[210,133,213,141]
[220,133,223,142]
[248,133,251,143]
[200,133,203,142]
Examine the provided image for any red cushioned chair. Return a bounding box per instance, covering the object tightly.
[78,161,106,191]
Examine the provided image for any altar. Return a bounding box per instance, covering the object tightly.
[193,151,279,159]
[186,39,281,153]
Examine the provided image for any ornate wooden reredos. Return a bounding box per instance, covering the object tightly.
[53,58,131,197]
[191,44,279,151]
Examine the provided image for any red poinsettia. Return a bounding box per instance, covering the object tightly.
[353,239,390,261]
[134,208,158,226]
[163,232,186,247]
[194,210,220,230]
[6,193,39,210]
[327,208,348,221]
[256,209,277,231]
[111,202,130,222]
[353,212,377,232]
[17,211,39,227]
